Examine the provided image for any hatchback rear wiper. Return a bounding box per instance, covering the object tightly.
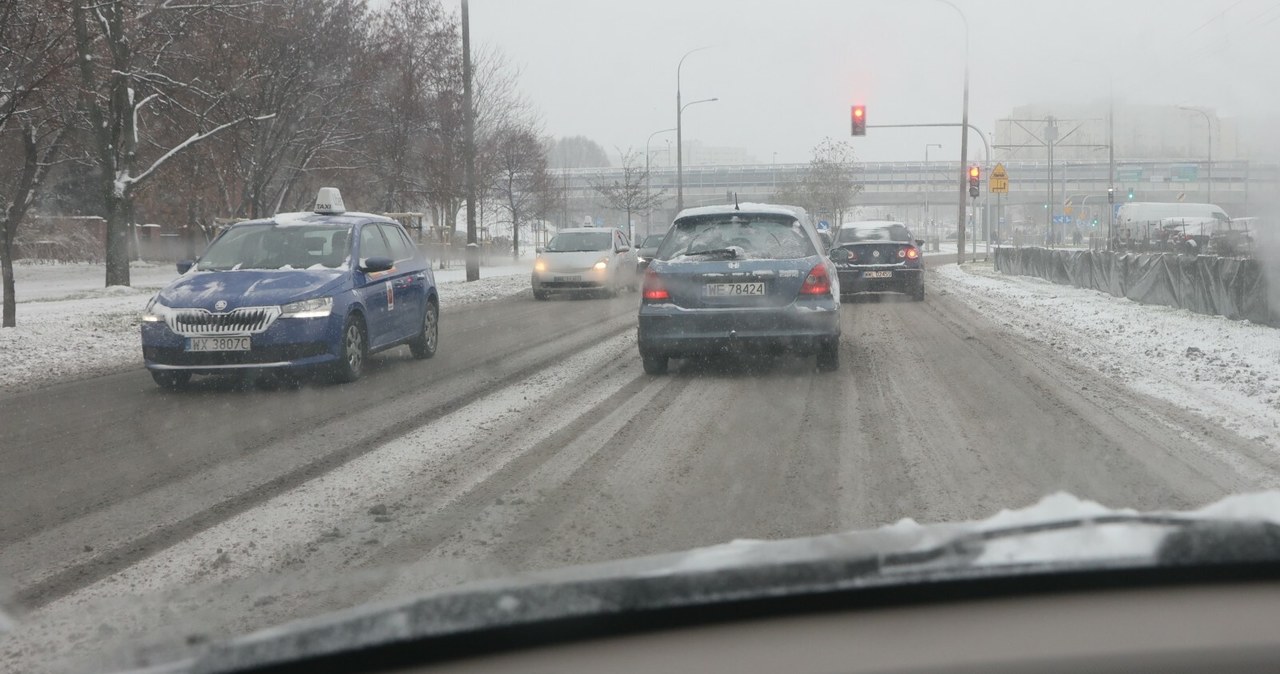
[679,247,739,259]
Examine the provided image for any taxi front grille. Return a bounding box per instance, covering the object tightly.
[166,306,281,336]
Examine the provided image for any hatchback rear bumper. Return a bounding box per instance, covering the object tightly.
[637,301,839,357]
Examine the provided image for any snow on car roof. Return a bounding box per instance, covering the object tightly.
[554,227,617,234]
[675,202,805,220]
[255,211,396,227]
[840,220,907,229]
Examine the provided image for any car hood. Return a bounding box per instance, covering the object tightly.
[157,269,348,310]
[113,490,1280,674]
[540,250,612,269]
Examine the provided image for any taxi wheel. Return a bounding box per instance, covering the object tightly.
[409,299,439,359]
[151,371,191,390]
[641,353,668,375]
[332,315,367,383]
[816,340,840,373]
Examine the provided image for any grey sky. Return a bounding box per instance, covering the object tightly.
[460,0,1280,163]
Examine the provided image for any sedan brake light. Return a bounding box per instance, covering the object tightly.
[799,263,832,296]
[905,246,920,260]
[642,268,669,301]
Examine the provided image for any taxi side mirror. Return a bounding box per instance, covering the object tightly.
[616,245,630,253]
[916,239,925,247]
[361,256,395,273]
[176,260,194,274]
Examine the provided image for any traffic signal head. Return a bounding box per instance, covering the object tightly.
[1127,188,1135,200]
[968,165,980,187]
[851,105,866,136]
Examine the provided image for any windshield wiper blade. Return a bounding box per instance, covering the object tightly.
[680,247,739,259]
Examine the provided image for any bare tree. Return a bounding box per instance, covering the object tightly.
[486,123,551,258]
[0,0,74,327]
[68,0,273,287]
[547,136,611,169]
[773,138,862,226]
[591,148,665,241]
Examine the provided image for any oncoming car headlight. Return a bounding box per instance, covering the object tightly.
[280,296,333,318]
[534,258,547,272]
[142,296,169,323]
[593,258,609,271]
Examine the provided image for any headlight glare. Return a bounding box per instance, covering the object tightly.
[593,258,609,271]
[534,258,547,272]
[142,296,167,322]
[281,296,333,318]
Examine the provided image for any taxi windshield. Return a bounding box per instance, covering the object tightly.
[546,231,612,252]
[197,224,352,271]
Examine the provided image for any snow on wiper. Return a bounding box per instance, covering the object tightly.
[678,247,739,259]
[879,513,1280,573]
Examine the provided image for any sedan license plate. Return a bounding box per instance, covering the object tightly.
[862,271,894,279]
[554,275,581,282]
[187,336,251,352]
[705,282,765,297]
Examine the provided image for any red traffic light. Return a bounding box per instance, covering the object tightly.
[853,106,864,119]
[851,105,866,136]
[968,165,980,181]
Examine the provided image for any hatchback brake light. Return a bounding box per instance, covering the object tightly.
[905,246,920,260]
[642,268,669,301]
[799,264,832,296]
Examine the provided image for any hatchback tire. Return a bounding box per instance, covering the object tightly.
[912,284,925,302]
[642,353,669,375]
[332,315,368,383]
[409,299,439,359]
[816,340,840,372]
[151,370,191,390]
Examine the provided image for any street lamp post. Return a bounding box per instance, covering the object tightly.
[923,143,942,240]
[677,46,712,212]
[645,127,676,238]
[932,0,970,266]
[677,96,718,209]
[1178,106,1213,203]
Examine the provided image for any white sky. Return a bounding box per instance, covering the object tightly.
[457,0,1280,163]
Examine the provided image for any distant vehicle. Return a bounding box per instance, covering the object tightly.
[141,188,439,389]
[637,203,841,374]
[829,220,925,301]
[636,234,665,272]
[1117,202,1229,230]
[532,227,638,300]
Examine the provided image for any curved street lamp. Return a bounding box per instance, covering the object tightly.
[676,46,713,211]
[931,0,970,265]
[645,127,677,236]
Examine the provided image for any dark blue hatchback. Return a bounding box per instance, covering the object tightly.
[141,189,438,389]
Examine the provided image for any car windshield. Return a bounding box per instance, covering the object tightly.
[8,1,1280,672]
[837,224,913,243]
[546,231,613,252]
[656,215,816,260]
[197,224,351,271]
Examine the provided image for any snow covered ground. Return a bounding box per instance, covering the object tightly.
[0,261,532,394]
[935,263,1280,448]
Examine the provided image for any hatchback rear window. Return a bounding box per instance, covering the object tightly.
[656,215,816,261]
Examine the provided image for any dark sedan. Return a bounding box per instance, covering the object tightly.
[829,221,925,301]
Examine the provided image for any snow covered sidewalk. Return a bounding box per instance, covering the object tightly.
[934,263,1280,448]
[0,262,533,394]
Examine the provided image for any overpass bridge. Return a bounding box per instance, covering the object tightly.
[554,159,1280,239]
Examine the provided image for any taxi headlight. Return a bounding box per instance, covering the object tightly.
[142,296,168,323]
[593,258,609,271]
[281,296,333,318]
[534,258,547,272]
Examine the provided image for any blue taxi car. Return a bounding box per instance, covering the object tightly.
[141,188,438,389]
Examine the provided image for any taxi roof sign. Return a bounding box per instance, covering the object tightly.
[314,187,346,215]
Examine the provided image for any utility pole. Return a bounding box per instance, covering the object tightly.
[996,115,1104,247]
[1108,85,1115,250]
[461,0,479,281]
[1179,106,1213,203]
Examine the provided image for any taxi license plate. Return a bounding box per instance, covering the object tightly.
[862,271,894,279]
[187,336,251,352]
[705,282,765,296]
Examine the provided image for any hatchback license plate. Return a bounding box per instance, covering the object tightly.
[187,336,251,352]
[862,271,893,279]
[705,282,765,296]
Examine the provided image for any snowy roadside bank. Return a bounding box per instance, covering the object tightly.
[934,263,1280,448]
[0,264,532,394]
